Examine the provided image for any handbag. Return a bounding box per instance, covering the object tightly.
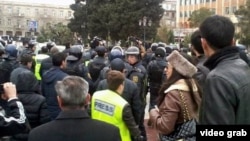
[160,90,197,141]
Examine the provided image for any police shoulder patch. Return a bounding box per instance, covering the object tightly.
[132,76,138,83]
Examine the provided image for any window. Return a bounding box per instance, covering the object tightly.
[26,8,30,16]
[68,11,71,17]
[0,19,2,25]
[35,9,39,15]
[172,12,175,18]
[26,20,29,26]
[7,7,12,13]
[210,8,216,14]
[60,11,63,17]
[232,6,237,14]
[7,19,11,25]
[44,9,47,15]
[17,19,20,25]
[17,7,20,14]
[185,11,187,17]
[212,0,216,1]
[52,10,56,17]
[225,7,230,15]
[206,0,210,2]
[180,12,183,17]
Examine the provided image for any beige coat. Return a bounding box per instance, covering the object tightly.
[149,79,201,135]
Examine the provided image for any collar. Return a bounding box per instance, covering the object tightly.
[164,79,198,93]
[204,47,239,70]
[56,109,90,120]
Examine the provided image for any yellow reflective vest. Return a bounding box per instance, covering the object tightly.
[34,54,49,80]
[91,90,131,141]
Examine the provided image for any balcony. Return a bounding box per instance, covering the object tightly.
[14,25,25,30]
[40,14,52,19]
[13,13,25,17]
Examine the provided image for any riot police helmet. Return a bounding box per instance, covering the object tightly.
[125,46,140,55]
[28,40,37,48]
[155,47,166,58]
[109,49,123,61]
[5,44,18,59]
[150,43,158,52]
[67,45,83,61]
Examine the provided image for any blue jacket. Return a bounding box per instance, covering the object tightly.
[42,67,68,120]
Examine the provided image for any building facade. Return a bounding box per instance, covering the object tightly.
[0,0,73,37]
[177,0,246,28]
[161,0,177,28]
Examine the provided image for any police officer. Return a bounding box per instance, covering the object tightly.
[125,46,147,141]
[88,46,109,82]
[64,45,93,94]
[142,42,158,69]
[84,36,101,62]
[0,45,19,83]
[19,40,37,73]
[147,47,167,126]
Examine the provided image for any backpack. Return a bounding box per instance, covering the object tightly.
[88,61,106,82]
[148,60,166,84]
[64,61,86,77]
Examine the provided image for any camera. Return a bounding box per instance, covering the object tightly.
[128,36,139,43]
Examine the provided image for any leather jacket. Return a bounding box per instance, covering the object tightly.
[200,47,250,124]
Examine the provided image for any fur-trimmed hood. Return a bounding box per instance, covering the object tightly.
[164,79,198,93]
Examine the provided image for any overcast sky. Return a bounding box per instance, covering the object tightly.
[5,0,75,6]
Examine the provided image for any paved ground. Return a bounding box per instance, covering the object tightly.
[144,94,158,141]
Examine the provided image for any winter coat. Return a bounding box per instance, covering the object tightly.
[150,79,201,135]
[200,47,250,124]
[41,67,68,120]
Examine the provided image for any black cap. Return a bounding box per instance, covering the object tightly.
[110,58,125,72]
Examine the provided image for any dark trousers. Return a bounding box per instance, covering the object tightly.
[139,104,147,141]
[149,86,160,112]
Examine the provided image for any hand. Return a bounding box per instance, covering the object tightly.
[3,82,17,100]
[133,135,144,141]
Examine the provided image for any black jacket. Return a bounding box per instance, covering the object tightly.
[10,70,51,141]
[28,110,121,141]
[0,99,27,137]
[200,47,250,124]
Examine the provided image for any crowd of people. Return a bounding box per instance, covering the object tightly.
[0,15,250,141]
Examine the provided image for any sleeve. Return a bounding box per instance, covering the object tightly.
[200,76,236,124]
[122,104,141,138]
[39,98,51,124]
[130,84,142,124]
[0,99,27,137]
[96,80,106,91]
[149,92,180,135]
[39,61,44,79]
